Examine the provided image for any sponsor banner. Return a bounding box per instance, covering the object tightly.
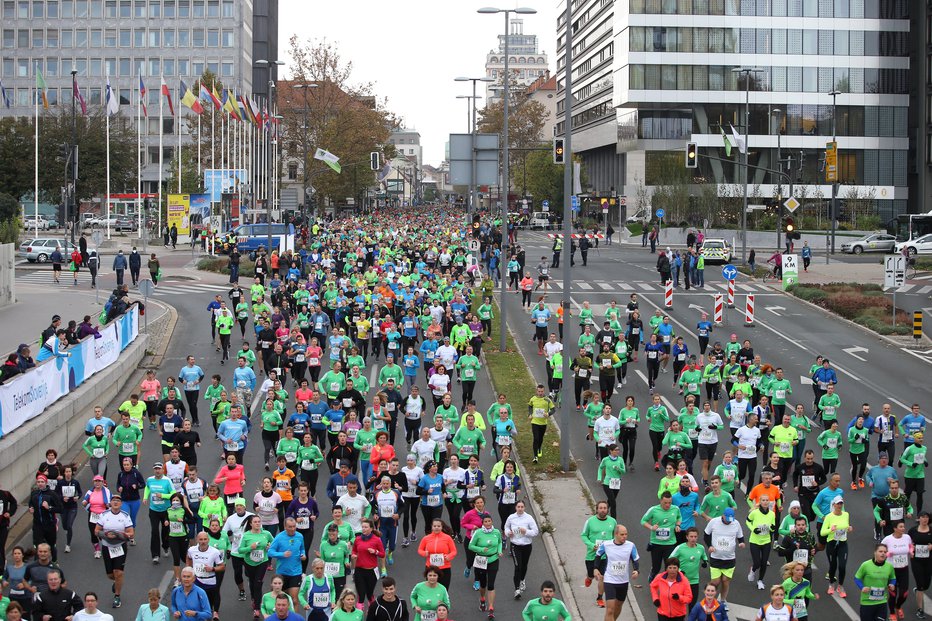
[167,194,191,235]
[0,306,140,437]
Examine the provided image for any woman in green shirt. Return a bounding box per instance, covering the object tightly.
[646,394,670,471]
[661,420,691,470]
[238,515,274,615]
[275,426,301,474]
[330,590,363,621]
[817,420,843,474]
[298,434,325,496]
[354,417,377,488]
[260,399,284,471]
[410,566,450,621]
[848,415,870,490]
[83,425,110,479]
[583,392,604,440]
[260,575,293,617]
[570,350,593,410]
[781,560,818,620]
[790,404,812,467]
[468,514,503,617]
[618,395,640,470]
[165,492,193,586]
[477,297,494,339]
[318,523,352,596]
[598,444,626,519]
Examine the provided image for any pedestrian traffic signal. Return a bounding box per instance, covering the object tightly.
[685,142,698,168]
[553,137,565,164]
[370,151,380,171]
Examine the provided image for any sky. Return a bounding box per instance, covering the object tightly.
[278,0,559,167]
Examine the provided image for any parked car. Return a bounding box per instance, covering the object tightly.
[88,216,119,228]
[22,216,49,230]
[19,238,72,262]
[840,233,897,254]
[528,211,551,229]
[626,208,649,224]
[699,238,733,264]
[895,234,932,257]
[45,216,60,228]
[114,217,137,231]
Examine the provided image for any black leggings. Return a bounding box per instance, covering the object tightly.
[402,497,419,537]
[420,505,442,535]
[184,390,200,424]
[749,541,771,580]
[168,535,188,567]
[647,360,660,389]
[823,458,838,474]
[826,540,848,585]
[521,289,532,306]
[603,485,619,519]
[244,561,269,611]
[404,418,421,445]
[511,543,532,588]
[906,477,926,514]
[461,381,476,406]
[531,424,547,458]
[353,567,379,604]
[475,558,499,591]
[619,429,637,465]
[738,457,758,491]
[498,502,516,528]
[649,430,664,464]
[850,452,868,482]
[890,567,909,613]
[445,499,463,536]
[649,544,676,580]
[599,375,616,402]
[574,379,590,407]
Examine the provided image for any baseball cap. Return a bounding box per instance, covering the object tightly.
[93,475,105,481]
[152,462,164,468]
[831,496,844,505]
[234,497,247,507]
[723,507,735,520]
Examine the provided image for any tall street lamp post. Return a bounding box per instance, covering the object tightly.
[293,82,318,224]
[478,5,537,352]
[732,67,763,264]
[255,59,285,253]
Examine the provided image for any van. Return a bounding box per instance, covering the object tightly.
[529,212,551,229]
[230,223,295,256]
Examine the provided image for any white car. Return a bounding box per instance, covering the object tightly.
[88,216,119,228]
[22,216,49,230]
[895,234,932,257]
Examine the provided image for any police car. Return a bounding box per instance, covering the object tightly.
[699,238,733,264]
[229,223,295,256]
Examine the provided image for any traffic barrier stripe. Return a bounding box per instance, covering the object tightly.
[546,233,606,239]
[745,294,755,325]
[714,294,724,324]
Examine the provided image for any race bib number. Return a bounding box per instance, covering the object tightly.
[380,504,395,519]
[793,598,807,616]
[249,549,265,563]
[61,485,76,498]
[609,561,628,578]
[687,383,698,393]
[802,475,815,488]
[496,435,512,446]
[793,549,809,565]
[93,448,105,458]
[533,408,546,419]
[462,368,475,381]
[106,543,124,558]
[579,369,589,378]
[609,478,621,490]
[779,442,790,454]
[430,553,445,566]
[284,452,297,462]
[335,485,347,497]
[301,459,316,470]
[473,555,489,570]
[163,422,175,433]
[324,562,340,576]
[295,516,310,529]
[225,494,241,504]
[775,390,786,401]
[699,429,714,443]
[330,382,340,392]
[826,438,838,449]
[917,545,930,558]
[892,553,909,568]
[88,512,101,524]
[883,429,893,442]
[312,592,330,608]
[460,445,475,456]
[656,527,671,540]
[330,422,342,433]
[225,441,239,451]
[386,403,395,412]
[834,529,847,542]
[342,398,353,408]
[421,612,437,621]
[467,487,480,499]
[193,563,210,578]
[295,354,305,363]
[916,453,925,465]
[869,587,886,601]
[890,507,904,521]
[308,357,319,366]
[716,537,735,552]
[276,480,290,492]
[122,442,135,453]
[169,521,185,535]
[723,469,735,482]
[503,491,516,504]
[427,494,442,507]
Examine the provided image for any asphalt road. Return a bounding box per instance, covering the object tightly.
[9,262,555,620]
[504,231,932,621]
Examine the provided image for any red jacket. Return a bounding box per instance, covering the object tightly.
[350,533,385,569]
[650,571,693,618]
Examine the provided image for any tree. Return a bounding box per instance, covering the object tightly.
[281,37,394,210]
[165,147,205,196]
[523,148,564,205]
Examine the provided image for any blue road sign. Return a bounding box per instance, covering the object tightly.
[655,208,665,219]
[570,196,579,208]
[722,264,738,280]
[542,200,549,208]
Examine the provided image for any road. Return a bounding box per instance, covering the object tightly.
[9,257,554,621]
[503,230,932,621]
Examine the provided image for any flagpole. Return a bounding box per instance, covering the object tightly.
[106,76,111,240]
[137,76,142,238]
[197,108,201,178]
[33,60,39,239]
[158,83,163,237]
[178,112,182,193]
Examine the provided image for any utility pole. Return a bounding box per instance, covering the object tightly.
[559,0,574,473]
[70,70,78,248]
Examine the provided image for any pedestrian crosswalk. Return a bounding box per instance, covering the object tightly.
[14,270,232,296]
[528,279,775,294]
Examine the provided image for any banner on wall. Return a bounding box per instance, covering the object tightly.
[189,194,211,227]
[204,169,247,203]
[167,195,191,235]
[0,306,140,437]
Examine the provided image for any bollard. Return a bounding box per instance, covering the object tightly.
[665,280,673,308]
[727,279,736,308]
[744,294,755,327]
[714,294,724,325]
[915,311,924,341]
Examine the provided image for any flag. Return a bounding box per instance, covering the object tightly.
[223,89,240,121]
[36,70,49,109]
[202,83,221,110]
[72,77,87,115]
[138,75,148,116]
[180,80,204,114]
[247,96,260,125]
[105,76,119,115]
[314,148,342,174]
[720,126,732,157]
[0,79,11,109]
[729,124,746,155]
[160,76,174,116]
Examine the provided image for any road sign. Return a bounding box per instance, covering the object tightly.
[782,254,799,290]
[783,196,800,212]
[825,141,838,183]
[570,196,579,208]
[655,208,665,219]
[468,239,480,253]
[619,196,626,206]
[721,264,738,280]
[884,254,906,289]
[139,278,155,297]
[542,200,550,212]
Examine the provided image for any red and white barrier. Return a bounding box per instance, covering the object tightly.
[664,280,673,308]
[744,294,755,326]
[714,294,724,325]
[726,279,736,308]
[546,233,606,239]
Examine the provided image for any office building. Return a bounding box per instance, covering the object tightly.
[908,2,931,212]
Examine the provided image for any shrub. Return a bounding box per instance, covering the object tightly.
[825,293,882,320]
[791,287,828,304]
[197,256,256,278]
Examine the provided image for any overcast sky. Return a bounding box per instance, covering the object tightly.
[279,1,559,167]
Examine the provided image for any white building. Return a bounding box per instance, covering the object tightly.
[485,19,549,104]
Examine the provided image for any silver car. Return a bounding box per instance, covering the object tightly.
[840,233,897,254]
[19,238,71,262]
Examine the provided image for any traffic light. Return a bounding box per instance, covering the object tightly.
[784,217,795,234]
[685,142,698,168]
[553,137,565,164]
[370,151,380,171]
[58,144,71,161]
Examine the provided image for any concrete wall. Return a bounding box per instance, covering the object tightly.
[0,243,14,308]
[0,334,148,504]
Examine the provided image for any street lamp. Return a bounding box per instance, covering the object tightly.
[293,83,319,223]
[732,66,764,264]
[771,108,783,251]
[455,76,494,218]
[478,5,537,353]
[254,59,285,253]
[828,89,841,260]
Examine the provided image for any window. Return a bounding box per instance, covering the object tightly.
[61,29,72,47]
[133,29,144,47]
[90,0,101,17]
[76,0,86,16]
[288,164,297,180]
[177,58,187,75]
[61,0,71,16]
[47,0,57,16]
[2,30,13,49]
[90,29,101,47]
[178,0,187,16]
[149,0,159,16]
[17,0,27,17]
[75,58,86,76]
[163,58,174,75]
[133,0,143,17]
[221,0,231,16]
[119,29,130,46]
[1,58,11,76]
[2,2,13,19]
[221,29,232,47]
[46,88,58,106]
[148,58,159,76]
[206,61,216,74]
[90,58,101,77]
[104,57,115,75]
[32,0,42,17]
[61,58,71,74]
[47,29,58,47]
[18,29,28,48]
[105,0,115,16]
[119,0,129,16]
[221,61,232,76]
[164,0,173,16]
[105,29,116,47]
[192,0,202,16]
[32,29,43,48]
[16,58,28,76]
[206,29,218,47]
[148,30,159,46]
[192,60,203,75]
[163,29,174,47]
[206,0,216,16]
[118,57,130,75]
[177,29,189,46]
[802,30,816,54]
[192,28,204,46]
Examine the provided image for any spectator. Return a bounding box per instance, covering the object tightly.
[77,315,102,340]
[0,353,22,383]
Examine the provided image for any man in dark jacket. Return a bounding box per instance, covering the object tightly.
[0,485,17,568]
[112,249,127,286]
[580,236,591,266]
[78,233,88,266]
[128,247,142,286]
[32,569,81,621]
[29,474,62,560]
[41,315,61,344]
